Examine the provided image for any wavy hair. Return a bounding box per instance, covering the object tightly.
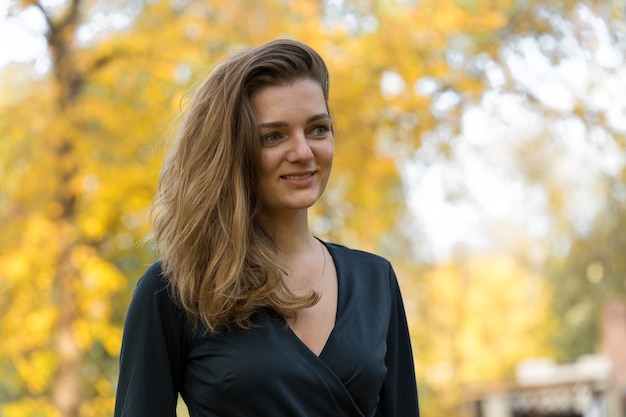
[150,39,330,333]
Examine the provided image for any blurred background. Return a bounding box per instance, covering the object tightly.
[1,0,626,416]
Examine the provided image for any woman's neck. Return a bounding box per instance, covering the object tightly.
[258,209,326,292]
[257,209,316,255]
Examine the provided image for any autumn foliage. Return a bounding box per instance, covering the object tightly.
[1,0,624,416]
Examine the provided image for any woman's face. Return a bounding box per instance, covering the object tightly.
[252,78,334,216]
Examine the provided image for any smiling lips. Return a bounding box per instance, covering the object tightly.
[281,173,315,180]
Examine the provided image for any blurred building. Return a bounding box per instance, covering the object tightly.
[463,300,626,417]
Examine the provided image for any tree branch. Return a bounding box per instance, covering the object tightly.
[30,0,54,34]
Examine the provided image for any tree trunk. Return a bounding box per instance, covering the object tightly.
[41,0,85,415]
[53,233,82,417]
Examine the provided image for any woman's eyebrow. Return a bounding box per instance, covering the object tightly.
[259,113,330,129]
[259,121,288,129]
[306,113,330,123]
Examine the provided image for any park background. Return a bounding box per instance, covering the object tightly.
[1,0,626,415]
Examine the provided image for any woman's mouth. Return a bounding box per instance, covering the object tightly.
[281,173,314,180]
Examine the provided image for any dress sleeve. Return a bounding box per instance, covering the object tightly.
[375,266,420,417]
[114,262,188,417]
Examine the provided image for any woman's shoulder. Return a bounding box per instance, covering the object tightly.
[134,260,168,293]
[324,241,392,270]
[324,241,398,305]
[129,260,178,310]
[126,260,192,331]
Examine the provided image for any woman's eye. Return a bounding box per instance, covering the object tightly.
[312,126,330,136]
[261,133,281,145]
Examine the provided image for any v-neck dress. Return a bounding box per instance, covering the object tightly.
[114,242,419,417]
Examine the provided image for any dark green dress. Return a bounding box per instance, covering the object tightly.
[114,242,419,416]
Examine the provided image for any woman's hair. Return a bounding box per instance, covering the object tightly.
[150,39,330,333]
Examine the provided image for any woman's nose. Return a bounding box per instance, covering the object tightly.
[287,132,314,162]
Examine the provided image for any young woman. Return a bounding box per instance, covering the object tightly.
[114,39,419,417]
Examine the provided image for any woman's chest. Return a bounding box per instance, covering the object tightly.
[182,304,389,416]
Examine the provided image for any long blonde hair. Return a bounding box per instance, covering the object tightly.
[151,39,330,332]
